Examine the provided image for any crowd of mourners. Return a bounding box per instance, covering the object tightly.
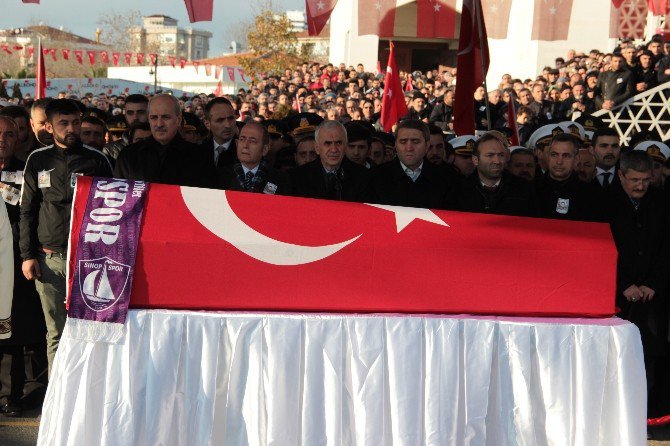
[0,36,669,434]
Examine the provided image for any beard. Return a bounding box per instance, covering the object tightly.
[54,132,80,148]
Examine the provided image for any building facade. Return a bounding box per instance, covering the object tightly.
[130,15,212,61]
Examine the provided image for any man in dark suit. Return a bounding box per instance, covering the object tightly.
[290,120,370,202]
[606,150,670,419]
[114,94,215,188]
[369,119,458,209]
[218,122,290,195]
[203,97,238,172]
[450,132,536,217]
[590,127,621,192]
[594,53,635,111]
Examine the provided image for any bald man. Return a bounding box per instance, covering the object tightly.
[114,94,215,187]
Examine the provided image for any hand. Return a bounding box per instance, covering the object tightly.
[636,82,646,92]
[639,286,656,302]
[623,284,643,302]
[22,259,40,280]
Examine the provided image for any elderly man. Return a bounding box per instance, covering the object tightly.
[606,150,670,421]
[217,122,290,195]
[114,94,215,188]
[369,119,458,209]
[290,120,369,202]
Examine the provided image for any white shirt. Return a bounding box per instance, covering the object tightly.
[480,178,502,188]
[595,166,616,186]
[399,160,423,182]
[242,164,260,176]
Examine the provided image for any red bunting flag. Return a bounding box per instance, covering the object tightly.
[149,53,157,65]
[136,53,145,65]
[49,48,57,61]
[507,100,519,146]
[227,66,235,81]
[12,45,24,51]
[214,80,223,97]
[28,46,34,58]
[100,51,109,64]
[193,61,200,73]
[306,0,338,36]
[215,65,222,79]
[41,47,49,56]
[454,0,489,136]
[87,50,96,65]
[482,0,513,39]
[205,63,212,76]
[168,55,176,67]
[1,44,12,55]
[74,49,83,64]
[179,58,187,69]
[112,52,120,66]
[124,52,133,65]
[417,0,457,38]
[184,0,214,22]
[237,67,247,82]
[531,0,574,41]
[380,42,408,132]
[61,48,70,60]
[35,42,46,100]
[359,0,396,37]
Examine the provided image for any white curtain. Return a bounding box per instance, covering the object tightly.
[39,310,647,446]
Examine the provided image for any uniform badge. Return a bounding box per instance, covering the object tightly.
[0,182,20,206]
[38,170,52,188]
[556,198,570,215]
[263,182,278,195]
[616,78,623,84]
[70,172,83,188]
[1,171,16,183]
[14,171,23,184]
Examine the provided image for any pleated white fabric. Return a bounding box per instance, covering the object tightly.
[38,310,647,446]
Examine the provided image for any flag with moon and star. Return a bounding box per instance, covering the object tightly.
[67,177,617,318]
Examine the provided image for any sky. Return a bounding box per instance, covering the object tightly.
[5,0,305,55]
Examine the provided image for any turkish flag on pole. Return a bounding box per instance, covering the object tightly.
[531,0,574,41]
[359,0,396,36]
[306,0,338,36]
[35,42,46,100]
[648,0,669,15]
[454,0,489,136]
[506,100,519,146]
[184,0,213,22]
[481,0,514,39]
[380,42,408,132]
[417,0,457,38]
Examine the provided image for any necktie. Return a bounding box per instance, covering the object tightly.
[214,146,224,165]
[601,172,611,189]
[243,171,254,192]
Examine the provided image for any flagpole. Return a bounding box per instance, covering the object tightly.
[474,0,491,131]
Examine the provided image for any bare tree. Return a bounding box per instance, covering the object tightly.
[96,10,142,52]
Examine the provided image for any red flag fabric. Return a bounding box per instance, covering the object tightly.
[306,0,338,36]
[405,74,414,92]
[35,43,46,100]
[61,48,70,60]
[68,177,618,317]
[417,0,457,38]
[179,58,187,69]
[531,0,574,41]
[1,45,12,55]
[100,51,109,64]
[481,0,513,39]
[293,95,302,113]
[376,60,382,76]
[74,49,83,64]
[41,47,48,56]
[124,52,133,65]
[380,42,408,132]
[454,0,489,136]
[149,54,157,65]
[214,80,223,97]
[169,56,176,68]
[87,50,96,65]
[359,0,396,37]
[28,46,34,58]
[215,65,222,79]
[507,100,519,146]
[49,48,57,61]
[184,0,213,22]
[648,0,669,14]
[611,0,625,7]
[193,61,200,73]
[112,52,120,66]
[205,63,212,76]
[227,66,235,81]
[237,67,247,82]
[136,53,145,65]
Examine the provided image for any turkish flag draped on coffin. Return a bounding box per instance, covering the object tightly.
[531,0,574,41]
[68,177,616,317]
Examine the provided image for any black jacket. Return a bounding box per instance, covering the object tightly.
[594,69,635,109]
[289,157,370,203]
[102,133,129,161]
[114,135,215,188]
[203,136,238,173]
[429,102,453,131]
[218,161,291,195]
[19,143,113,259]
[369,159,459,209]
[534,172,602,221]
[449,171,537,217]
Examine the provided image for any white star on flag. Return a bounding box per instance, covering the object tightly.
[433,2,441,12]
[367,204,449,232]
[387,89,392,98]
[375,1,383,10]
[549,6,557,14]
[316,0,325,10]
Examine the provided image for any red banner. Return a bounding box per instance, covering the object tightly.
[124,52,133,65]
[482,0,514,39]
[215,65,222,79]
[237,67,246,82]
[136,53,145,65]
[87,50,96,65]
[100,50,109,64]
[112,52,120,66]
[531,0,574,41]
[417,0,457,38]
[61,48,70,60]
[74,49,83,64]
[68,178,617,317]
[227,66,235,81]
[359,0,396,36]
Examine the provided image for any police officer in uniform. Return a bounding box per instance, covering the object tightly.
[20,99,112,375]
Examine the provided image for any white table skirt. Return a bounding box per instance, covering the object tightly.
[38,310,647,446]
